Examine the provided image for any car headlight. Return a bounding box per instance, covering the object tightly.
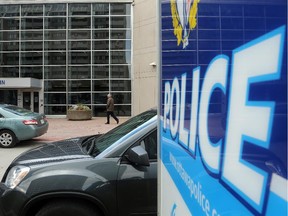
[5,166,30,189]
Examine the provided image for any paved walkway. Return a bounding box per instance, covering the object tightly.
[34,117,127,142]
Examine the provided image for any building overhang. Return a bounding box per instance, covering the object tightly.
[0,78,42,89]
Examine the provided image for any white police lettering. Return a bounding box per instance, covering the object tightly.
[179,73,189,147]
[189,67,200,155]
[222,27,284,212]
[198,55,228,173]
[162,26,285,213]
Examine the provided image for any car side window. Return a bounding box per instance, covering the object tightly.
[140,130,157,160]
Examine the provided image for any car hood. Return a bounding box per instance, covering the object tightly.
[11,136,95,167]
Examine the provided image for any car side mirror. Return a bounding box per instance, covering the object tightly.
[126,146,150,166]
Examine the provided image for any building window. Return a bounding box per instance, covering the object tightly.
[0,3,132,116]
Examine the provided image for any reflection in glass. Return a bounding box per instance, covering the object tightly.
[45,105,67,115]
[69,41,91,50]
[93,17,109,28]
[45,66,66,79]
[45,30,66,40]
[0,67,19,77]
[22,5,43,16]
[45,4,66,16]
[68,66,91,79]
[93,80,109,91]
[111,4,131,15]
[93,3,109,15]
[21,18,43,29]
[111,29,131,39]
[111,40,131,50]
[69,4,91,16]
[2,53,19,65]
[111,80,131,91]
[0,31,19,41]
[21,52,43,65]
[69,51,91,64]
[45,93,66,104]
[69,30,90,39]
[93,40,109,50]
[45,80,66,91]
[45,17,66,29]
[45,41,66,50]
[111,65,131,78]
[93,65,109,78]
[69,80,91,91]
[0,5,20,17]
[112,92,131,104]
[93,51,109,64]
[22,31,43,40]
[0,18,20,30]
[70,17,91,29]
[22,41,43,51]
[45,52,66,65]
[111,16,130,28]
[1,42,19,51]
[68,93,91,104]
[0,90,17,105]
[93,30,109,39]
[93,93,109,104]
[111,51,131,64]
[21,66,43,79]
[113,105,131,116]
[93,105,107,117]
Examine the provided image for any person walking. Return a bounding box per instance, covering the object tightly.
[105,93,119,124]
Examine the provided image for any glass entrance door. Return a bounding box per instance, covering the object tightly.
[22,92,40,112]
[33,92,39,113]
[23,92,31,110]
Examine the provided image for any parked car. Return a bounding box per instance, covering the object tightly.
[0,108,157,216]
[0,104,49,148]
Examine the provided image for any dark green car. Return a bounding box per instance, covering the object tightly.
[0,109,157,216]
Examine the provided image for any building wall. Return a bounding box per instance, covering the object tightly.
[0,1,134,117]
[132,0,157,115]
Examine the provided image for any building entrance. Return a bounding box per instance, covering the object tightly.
[22,91,40,112]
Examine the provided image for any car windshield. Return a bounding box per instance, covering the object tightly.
[84,109,157,156]
[4,105,34,116]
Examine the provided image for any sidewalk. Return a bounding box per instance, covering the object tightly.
[34,117,127,143]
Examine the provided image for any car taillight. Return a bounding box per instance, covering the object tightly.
[23,119,38,125]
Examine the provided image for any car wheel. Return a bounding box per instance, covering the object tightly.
[0,130,17,148]
[35,200,101,216]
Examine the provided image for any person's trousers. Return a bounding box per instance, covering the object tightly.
[106,111,118,123]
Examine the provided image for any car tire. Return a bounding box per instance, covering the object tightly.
[35,200,101,216]
[0,130,17,148]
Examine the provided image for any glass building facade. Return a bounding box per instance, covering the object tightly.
[0,3,132,116]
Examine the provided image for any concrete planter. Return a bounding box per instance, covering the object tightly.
[67,110,92,121]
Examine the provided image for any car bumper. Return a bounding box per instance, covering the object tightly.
[0,183,26,216]
[17,122,49,141]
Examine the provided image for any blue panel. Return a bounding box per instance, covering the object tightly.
[221,17,243,29]
[220,4,243,16]
[161,0,287,215]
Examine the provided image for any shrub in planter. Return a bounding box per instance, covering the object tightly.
[67,104,92,120]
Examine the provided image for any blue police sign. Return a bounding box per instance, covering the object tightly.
[160,0,287,215]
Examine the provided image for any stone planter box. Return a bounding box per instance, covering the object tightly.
[66,110,92,121]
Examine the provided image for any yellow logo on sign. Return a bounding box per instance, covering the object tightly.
[171,0,200,48]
